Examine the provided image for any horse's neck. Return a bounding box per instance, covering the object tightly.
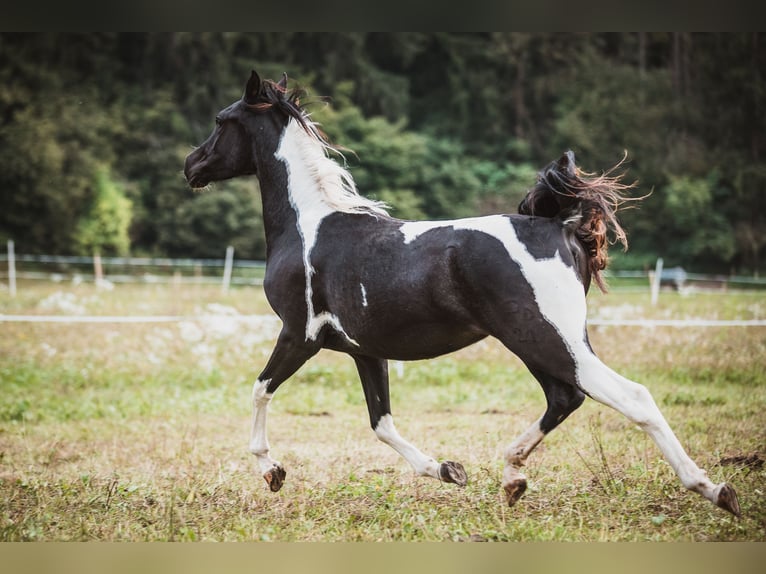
[256,159,335,261]
[256,171,301,258]
[256,119,386,259]
[256,121,339,258]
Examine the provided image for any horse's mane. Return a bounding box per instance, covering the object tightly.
[518,151,640,292]
[246,77,389,216]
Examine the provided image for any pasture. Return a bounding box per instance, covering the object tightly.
[0,280,764,541]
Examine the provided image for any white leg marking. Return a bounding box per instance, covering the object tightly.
[576,355,719,500]
[504,418,545,471]
[501,417,545,498]
[374,414,441,479]
[249,379,281,475]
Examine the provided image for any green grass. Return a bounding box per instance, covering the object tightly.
[0,281,764,541]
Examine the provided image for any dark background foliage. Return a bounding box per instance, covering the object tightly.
[1,33,763,272]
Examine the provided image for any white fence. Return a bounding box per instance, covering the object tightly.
[1,241,265,294]
[2,241,765,298]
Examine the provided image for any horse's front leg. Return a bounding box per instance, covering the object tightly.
[250,330,319,492]
[353,354,467,486]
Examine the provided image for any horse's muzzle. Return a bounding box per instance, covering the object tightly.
[184,149,208,189]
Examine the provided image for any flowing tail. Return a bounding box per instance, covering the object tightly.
[518,150,639,292]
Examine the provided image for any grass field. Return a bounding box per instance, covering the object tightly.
[0,280,764,541]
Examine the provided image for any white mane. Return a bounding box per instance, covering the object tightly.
[281,118,389,216]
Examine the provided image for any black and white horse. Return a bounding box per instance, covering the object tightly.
[184,70,740,516]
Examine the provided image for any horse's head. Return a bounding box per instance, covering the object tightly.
[184,70,291,189]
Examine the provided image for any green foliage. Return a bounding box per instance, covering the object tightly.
[0,33,764,272]
[158,180,265,259]
[312,82,483,219]
[551,60,678,181]
[75,166,133,256]
[311,84,429,215]
[659,173,737,268]
[731,164,766,271]
[473,160,540,215]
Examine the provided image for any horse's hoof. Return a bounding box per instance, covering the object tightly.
[503,478,527,507]
[263,465,286,492]
[715,483,741,517]
[439,461,467,486]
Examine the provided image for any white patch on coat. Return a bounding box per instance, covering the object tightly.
[276,119,367,345]
[400,218,466,244]
[400,215,587,353]
[360,283,368,307]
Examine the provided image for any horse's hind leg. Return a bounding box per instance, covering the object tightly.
[577,354,741,517]
[503,369,585,506]
[353,354,467,486]
[249,330,319,492]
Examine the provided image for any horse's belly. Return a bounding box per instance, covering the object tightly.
[326,320,487,361]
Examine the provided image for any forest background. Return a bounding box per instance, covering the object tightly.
[1,32,764,274]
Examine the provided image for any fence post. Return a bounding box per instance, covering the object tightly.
[651,257,663,305]
[222,245,234,294]
[93,250,104,284]
[7,240,16,297]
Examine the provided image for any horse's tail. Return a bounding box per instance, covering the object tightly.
[518,150,638,292]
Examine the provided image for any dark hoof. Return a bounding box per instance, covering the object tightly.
[716,483,741,518]
[264,465,286,492]
[504,478,527,507]
[439,461,467,486]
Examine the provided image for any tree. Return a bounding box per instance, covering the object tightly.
[659,173,737,269]
[75,166,133,256]
[0,42,117,253]
[157,180,265,259]
[1,33,763,273]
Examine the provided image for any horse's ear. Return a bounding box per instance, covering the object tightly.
[277,72,288,90]
[244,70,263,104]
[557,150,577,177]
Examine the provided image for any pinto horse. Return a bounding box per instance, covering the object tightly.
[184,70,740,516]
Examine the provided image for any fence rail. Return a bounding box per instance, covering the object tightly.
[3,243,766,293]
[2,242,266,291]
[0,253,265,268]
[0,271,263,286]
[609,269,765,286]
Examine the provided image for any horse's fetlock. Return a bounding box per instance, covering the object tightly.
[249,443,269,457]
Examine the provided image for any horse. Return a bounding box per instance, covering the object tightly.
[184,69,740,517]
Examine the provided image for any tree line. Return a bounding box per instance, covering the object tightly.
[0,33,763,273]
